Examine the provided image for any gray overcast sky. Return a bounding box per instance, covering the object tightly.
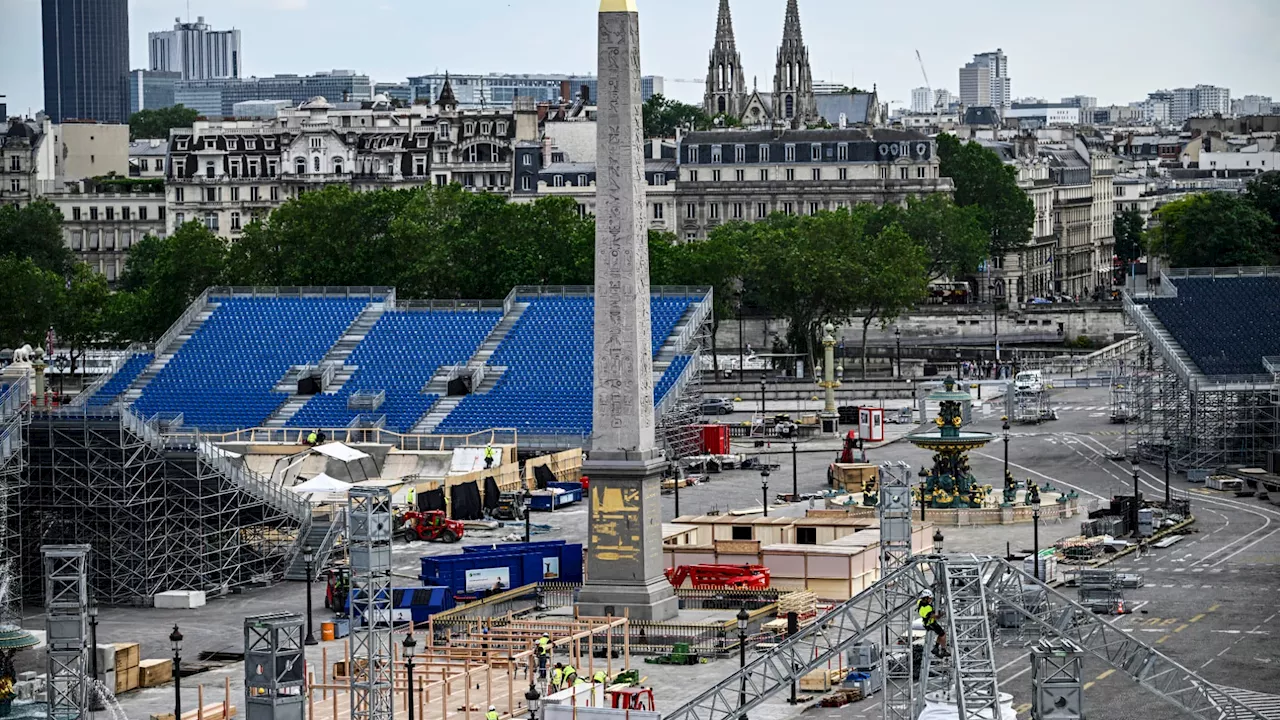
[2,0,1278,116]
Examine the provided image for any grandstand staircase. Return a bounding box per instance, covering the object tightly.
[1126,300,1201,379]
[120,304,220,404]
[409,302,529,434]
[263,302,388,428]
[283,511,344,581]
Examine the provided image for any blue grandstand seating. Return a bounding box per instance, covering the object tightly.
[1145,277,1280,376]
[287,309,500,433]
[85,353,154,406]
[134,297,368,429]
[433,296,696,436]
[656,355,693,404]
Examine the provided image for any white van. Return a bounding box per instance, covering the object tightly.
[1015,370,1044,392]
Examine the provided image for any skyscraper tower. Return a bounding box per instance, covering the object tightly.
[42,0,130,123]
[772,0,817,128]
[702,0,747,119]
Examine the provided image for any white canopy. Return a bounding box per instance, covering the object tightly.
[312,441,371,463]
[291,473,353,494]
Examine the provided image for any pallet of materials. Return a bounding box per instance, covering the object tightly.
[818,688,864,707]
[114,642,141,694]
[140,658,173,687]
[800,667,849,692]
[778,590,818,618]
[829,464,877,493]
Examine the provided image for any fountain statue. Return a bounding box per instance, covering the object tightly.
[904,376,996,509]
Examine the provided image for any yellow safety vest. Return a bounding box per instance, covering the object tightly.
[487,711,500,720]
[307,432,317,444]
[485,446,495,459]
[552,668,564,685]
[563,665,576,679]
[919,603,935,622]
[537,638,551,655]
[593,671,607,683]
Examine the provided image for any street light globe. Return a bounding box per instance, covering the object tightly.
[824,322,835,334]
[736,607,750,631]
[169,624,183,652]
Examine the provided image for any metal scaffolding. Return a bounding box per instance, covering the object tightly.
[43,544,90,720]
[18,406,308,605]
[876,462,916,720]
[658,297,712,461]
[348,487,393,720]
[0,376,29,625]
[1125,288,1280,470]
[663,555,1268,720]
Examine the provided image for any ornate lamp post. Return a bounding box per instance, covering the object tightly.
[760,466,770,517]
[523,488,533,543]
[918,465,930,521]
[1002,417,1011,482]
[303,546,317,645]
[170,625,184,720]
[1131,457,1142,535]
[736,607,750,716]
[403,632,417,720]
[791,442,798,500]
[894,327,902,378]
[1161,432,1172,505]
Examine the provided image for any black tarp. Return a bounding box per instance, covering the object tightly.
[419,487,446,513]
[450,481,483,520]
[533,464,557,490]
[483,476,501,512]
[447,375,473,396]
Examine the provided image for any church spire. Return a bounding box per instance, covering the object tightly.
[773,0,817,128]
[703,0,747,119]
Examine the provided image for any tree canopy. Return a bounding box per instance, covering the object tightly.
[642,94,712,138]
[1149,192,1276,268]
[1113,207,1146,269]
[937,133,1035,259]
[128,104,200,141]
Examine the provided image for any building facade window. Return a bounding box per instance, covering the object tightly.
[686,203,697,219]
[577,174,588,186]
[653,203,664,220]
[732,202,743,219]
[734,145,746,163]
[811,168,821,180]
[809,202,820,215]
[756,202,768,218]
[653,173,666,186]
[711,145,722,163]
[520,176,531,191]
[553,175,564,187]
[138,206,147,220]
[810,143,821,161]
[783,202,794,215]
[709,204,720,220]
[784,145,796,162]
[231,212,241,230]
[735,169,745,182]
[687,146,698,163]
[712,170,721,182]
[89,207,98,220]
[839,168,848,180]
[759,145,770,162]
[838,144,848,161]
[759,169,768,181]
[72,207,81,221]
[785,169,795,181]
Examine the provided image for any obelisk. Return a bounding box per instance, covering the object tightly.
[576,0,678,621]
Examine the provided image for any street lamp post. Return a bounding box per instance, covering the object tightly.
[990,284,1000,362]
[403,632,417,720]
[525,681,542,720]
[523,488,533,543]
[760,467,770,517]
[1032,505,1042,581]
[88,602,102,710]
[1162,432,1171,506]
[759,378,767,419]
[791,442,798,500]
[736,607,749,717]
[1002,417,1010,482]
[303,547,317,645]
[1131,457,1141,536]
[170,625,184,720]
[674,463,681,518]
[932,529,944,555]
[894,327,902,379]
[918,465,930,521]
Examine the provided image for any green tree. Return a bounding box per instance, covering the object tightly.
[1113,207,1147,268]
[662,224,746,375]
[0,256,62,348]
[937,133,1034,259]
[0,200,73,274]
[128,104,200,141]
[55,263,112,374]
[642,94,712,138]
[120,222,228,339]
[1245,171,1280,256]
[873,194,987,281]
[1149,193,1275,268]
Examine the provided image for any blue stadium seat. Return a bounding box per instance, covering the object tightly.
[133,297,369,430]
[85,353,154,406]
[1144,277,1280,376]
[287,309,500,433]
[433,296,697,436]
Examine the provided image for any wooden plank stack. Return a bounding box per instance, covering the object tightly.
[799,667,849,692]
[778,591,818,619]
[114,642,140,694]
[140,658,173,688]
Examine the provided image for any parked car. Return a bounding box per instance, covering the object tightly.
[700,397,735,415]
[1015,370,1045,393]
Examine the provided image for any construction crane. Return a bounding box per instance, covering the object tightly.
[915,49,942,122]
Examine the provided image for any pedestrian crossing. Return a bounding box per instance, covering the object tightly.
[1054,405,1111,412]
[1214,685,1280,719]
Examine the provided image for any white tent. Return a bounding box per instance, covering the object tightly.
[291,473,353,494]
[312,442,371,463]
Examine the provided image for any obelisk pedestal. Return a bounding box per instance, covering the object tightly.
[576,0,677,622]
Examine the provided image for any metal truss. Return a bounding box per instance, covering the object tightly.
[43,544,90,720]
[666,555,1268,720]
[0,376,29,626]
[941,557,1000,719]
[244,612,306,720]
[18,407,306,605]
[1031,638,1084,720]
[982,558,1267,720]
[658,301,711,460]
[877,463,918,720]
[348,487,393,720]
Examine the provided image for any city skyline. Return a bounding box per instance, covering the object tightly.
[1,0,1277,119]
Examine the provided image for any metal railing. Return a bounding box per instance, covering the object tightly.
[1163,266,1280,279]
[194,436,311,523]
[71,345,151,407]
[0,376,30,424]
[397,298,503,311]
[154,288,211,358]
[177,425,518,451]
[206,286,396,302]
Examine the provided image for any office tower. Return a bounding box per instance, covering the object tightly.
[42,0,130,123]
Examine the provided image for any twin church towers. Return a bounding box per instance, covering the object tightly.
[702,0,818,129]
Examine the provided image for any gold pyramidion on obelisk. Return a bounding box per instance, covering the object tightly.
[576,0,678,622]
